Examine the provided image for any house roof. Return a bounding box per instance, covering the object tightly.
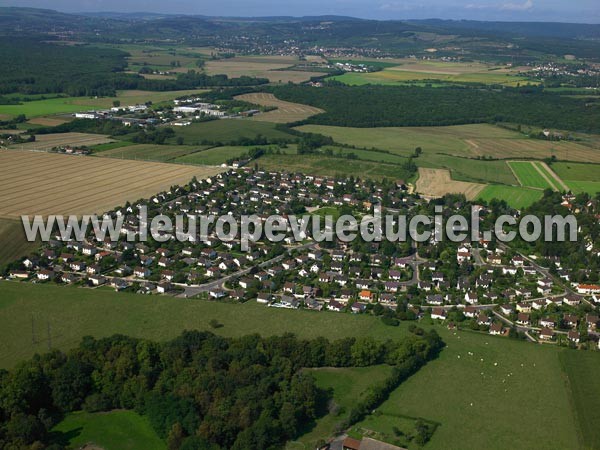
[359,437,407,450]
[342,437,362,450]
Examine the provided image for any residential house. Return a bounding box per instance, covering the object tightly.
[489,322,504,336]
[563,314,579,328]
[431,308,447,321]
[539,328,555,341]
[568,330,581,344]
[465,292,478,304]
[257,293,272,304]
[540,317,556,329]
[328,300,344,312]
[517,313,531,326]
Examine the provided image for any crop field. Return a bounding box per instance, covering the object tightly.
[26,116,71,126]
[537,162,569,191]
[0,218,39,267]
[52,410,165,450]
[173,145,296,166]
[0,282,595,450]
[170,119,294,144]
[328,60,536,87]
[0,149,222,218]
[257,154,413,181]
[0,90,209,117]
[174,146,252,165]
[204,56,322,83]
[419,154,517,185]
[235,92,324,123]
[296,124,600,163]
[509,161,558,190]
[8,132,115,151]
[552,162,600,194]
[469,139,600,163]
[477,185,544,208]
[330,70,535,87]
[95,143,209,162]
[416,168,486,200]
[321,146,408,165]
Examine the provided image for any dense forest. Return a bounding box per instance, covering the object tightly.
[0,39,268,97]
[0,329,443,449]
[271,84,600,132]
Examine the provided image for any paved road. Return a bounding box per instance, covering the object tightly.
[176,242,317,298]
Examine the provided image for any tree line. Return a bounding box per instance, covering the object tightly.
[0,39,268,97]
[270,84,600,133]
[0,329,442,449]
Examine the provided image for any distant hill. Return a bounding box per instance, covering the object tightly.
[410,19,600,40]
[1,7,599,61]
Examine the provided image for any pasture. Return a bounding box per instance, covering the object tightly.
[415,168,485,200]
[8,132,114,151]
[477,185,543,208]
[0,218,39,268]
[1,282,595,450]
[52,410,165,450]
[559,351,600,449]
[95,143,209,162]
[375,330,580,450]
[170,119,294,144]
[295,124,600,163]
[0,150,221,218]
[0,281,407,369]
[235,92,324,123]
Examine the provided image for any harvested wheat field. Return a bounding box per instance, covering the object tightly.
[0,149,222,218]
[27,117,71,127]
[416,167,485,200]
[204,58,321,84]
[8,133,115,151]
[235,93,324,123]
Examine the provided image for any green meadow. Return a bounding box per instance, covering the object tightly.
[52,410,165,450]
[170,119,294,145]
[0,282,597,450]
[0,90,208,117]
[552,162,600,194]
[508,161,555,190]
[477,185,543,208]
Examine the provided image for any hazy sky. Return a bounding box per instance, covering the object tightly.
[1,0,598,23]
